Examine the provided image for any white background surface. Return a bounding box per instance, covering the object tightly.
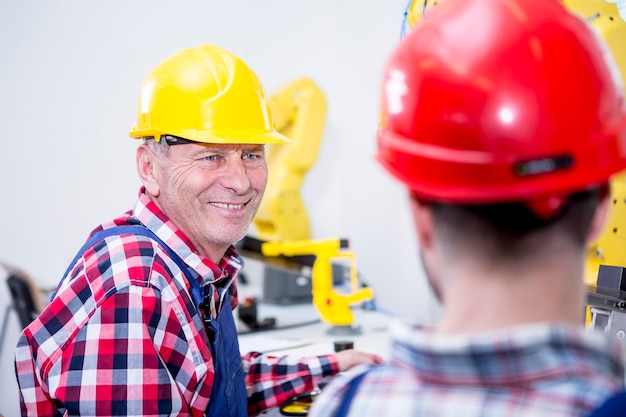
[0,2,441,416]
[0,265,23,417]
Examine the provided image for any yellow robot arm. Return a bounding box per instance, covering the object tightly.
[262,239,374,327]
[563,1,626,88]
[586,174,626,284]
[253,78,327,242]
[562,0,626,285]
[245,79,374,328]
[561,0,626,328]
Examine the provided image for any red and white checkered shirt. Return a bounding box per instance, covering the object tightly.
[309,320,626,417]
[15,188,338,417]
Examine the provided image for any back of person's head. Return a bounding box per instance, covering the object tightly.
[426,191,604,264]
[377,0,626,260]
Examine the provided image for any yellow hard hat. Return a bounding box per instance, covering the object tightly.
[129,44,291,144]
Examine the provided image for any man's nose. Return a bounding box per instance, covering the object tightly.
[219,156,252,192]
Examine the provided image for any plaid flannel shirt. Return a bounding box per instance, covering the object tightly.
[15,188,338,417]
[309,320,626,417]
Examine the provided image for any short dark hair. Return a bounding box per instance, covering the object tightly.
[425,186,606,264]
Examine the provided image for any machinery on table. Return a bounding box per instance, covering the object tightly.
[260,238,372,329]
[238,77,374,333]
[267,237,372,332]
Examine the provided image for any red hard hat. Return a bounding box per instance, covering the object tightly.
[377,0,626,212]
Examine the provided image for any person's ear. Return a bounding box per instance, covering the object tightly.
[587,186,611,244]
[136,144,160,197]
[409,193,435,251]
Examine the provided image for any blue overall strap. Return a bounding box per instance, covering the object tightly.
[334,368,371,417]
[52,225,204,307]
[204,293,247,417]
[586,391,626,417]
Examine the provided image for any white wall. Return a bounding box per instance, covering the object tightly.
[0,265,21,417]
[0,4,440,411]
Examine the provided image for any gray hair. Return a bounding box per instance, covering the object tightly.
[142,138,170,159]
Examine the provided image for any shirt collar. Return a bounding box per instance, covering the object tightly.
[389,319,625,386]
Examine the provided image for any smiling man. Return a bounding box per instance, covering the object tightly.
[14,45,382,417]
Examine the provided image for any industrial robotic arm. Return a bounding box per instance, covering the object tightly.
[261,238,374,329]
[241,78,374,331]
[560,0,626,336]
[253,77,327,242]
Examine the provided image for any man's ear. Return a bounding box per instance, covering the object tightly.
[587,186,611,244]
[409,193,435,251]
[136,144,160,197]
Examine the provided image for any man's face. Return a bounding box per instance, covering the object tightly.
[149,142,267,262]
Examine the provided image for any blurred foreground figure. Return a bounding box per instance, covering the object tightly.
[309,0,626,415]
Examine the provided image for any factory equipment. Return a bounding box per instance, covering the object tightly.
[240,77,374,331]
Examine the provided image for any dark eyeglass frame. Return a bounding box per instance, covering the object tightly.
[142,135,197,146]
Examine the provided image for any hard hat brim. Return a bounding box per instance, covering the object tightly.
[129,127,293,144]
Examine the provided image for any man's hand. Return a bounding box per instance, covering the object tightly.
[335,350,384,372]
